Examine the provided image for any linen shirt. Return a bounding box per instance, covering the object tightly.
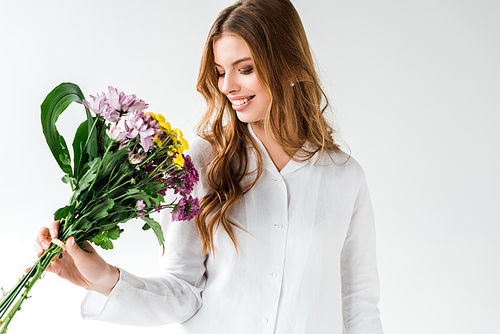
[81,125,383,333]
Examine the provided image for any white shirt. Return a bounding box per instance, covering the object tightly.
[81,125,383,333]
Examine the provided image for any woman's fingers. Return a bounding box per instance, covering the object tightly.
[35,227,51,252]
[35,220,61,257]
[48,220,60,239]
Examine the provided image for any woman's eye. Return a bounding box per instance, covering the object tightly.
[239,67,254,75]
[217,72,225,78]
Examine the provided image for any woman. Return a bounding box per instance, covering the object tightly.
[36,0,383,332]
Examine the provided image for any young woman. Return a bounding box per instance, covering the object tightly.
[36,0,383,332]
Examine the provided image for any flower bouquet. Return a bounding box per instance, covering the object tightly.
[0,83,199,333]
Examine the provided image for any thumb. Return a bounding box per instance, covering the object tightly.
[65,237,88,261]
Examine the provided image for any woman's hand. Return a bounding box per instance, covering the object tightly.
[34,220,120,296]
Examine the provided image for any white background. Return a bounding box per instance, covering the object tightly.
[0,0,499,333]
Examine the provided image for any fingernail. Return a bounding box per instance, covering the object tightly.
[42,241,50,249]
[50,229,57,238]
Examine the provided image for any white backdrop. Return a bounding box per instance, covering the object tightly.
[0,1,499,333]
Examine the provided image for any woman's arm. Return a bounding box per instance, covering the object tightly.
[80,214,207,326]
[340,170,383,333]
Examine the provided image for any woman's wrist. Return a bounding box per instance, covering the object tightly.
[92,265,120,297]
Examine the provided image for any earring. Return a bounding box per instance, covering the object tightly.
[290,82,295,87]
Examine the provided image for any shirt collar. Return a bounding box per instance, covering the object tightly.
[247,123,311,176]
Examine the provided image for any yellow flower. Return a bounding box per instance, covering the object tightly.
[159,121,171,134]
[153,136,163,147]
[149,112,165,123]
[173,154,184,168]
[180,138,189,152]
[148,112,172,134]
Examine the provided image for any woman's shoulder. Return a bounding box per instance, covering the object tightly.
[317,148,366,179]
[186,136,214,169]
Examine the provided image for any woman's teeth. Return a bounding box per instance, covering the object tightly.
[232,97,251,106]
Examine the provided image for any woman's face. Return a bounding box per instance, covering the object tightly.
[213,34,268,125]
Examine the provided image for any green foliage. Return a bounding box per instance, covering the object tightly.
[142,216,165,246]
[53,205,74,221]
[85,198,115,221]
[72,119,90,179]
[91,226,123,250]
[41,83,86,175]
[39,82,184,253]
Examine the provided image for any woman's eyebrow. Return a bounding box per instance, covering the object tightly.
[214,57,252,68]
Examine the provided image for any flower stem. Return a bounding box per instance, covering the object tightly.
[0,246,61,334]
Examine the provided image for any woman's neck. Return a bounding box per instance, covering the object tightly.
[250,122,292,172]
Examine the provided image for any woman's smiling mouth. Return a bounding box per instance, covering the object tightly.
[230,96,255,110]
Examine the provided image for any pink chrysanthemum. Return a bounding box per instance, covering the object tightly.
[83,92,120,122]
[124,110,162,152]
[107,86,148,113]
[171,195,200,222]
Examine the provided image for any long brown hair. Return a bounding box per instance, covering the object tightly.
[195,0,339,255]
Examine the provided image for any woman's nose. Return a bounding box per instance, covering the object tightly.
[221,72,240,95]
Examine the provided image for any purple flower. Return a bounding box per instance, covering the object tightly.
[106,124,127,142]
[136,200,146,212]
[179,155,199,195]
[166,155,199,195]
[83,87,149,123]
[107,86,148,112]
[166,176,183,195]
[124,110,162,152]
[171,195,200,222]
[83,93,120,122]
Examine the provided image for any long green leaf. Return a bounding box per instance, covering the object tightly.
[142,216,165,246]
[41,82,86,176]
[72,120,89,180]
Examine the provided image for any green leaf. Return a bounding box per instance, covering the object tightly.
[61,174,70,184]
[71,157,100,202]
[107,226,123,240]
[77,218,90,231]
[86,198,115,221]
[72,119,91,179]
[85,107,98,161]
[41,82,86,176]
[142,216,165,246]
[91,233,114,250]
[54,205,74,221]
[100,147,129,178]
[90,225,123,250]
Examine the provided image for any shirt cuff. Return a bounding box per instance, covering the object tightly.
[80,267,125,321]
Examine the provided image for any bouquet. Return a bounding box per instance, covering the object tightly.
[0,83,199,333]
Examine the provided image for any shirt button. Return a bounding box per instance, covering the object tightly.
[275,223,283,229]
[275,179,283,184]
[269,271,277,278]
[261,318,268,324]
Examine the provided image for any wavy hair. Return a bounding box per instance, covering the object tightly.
[195,0,340,255]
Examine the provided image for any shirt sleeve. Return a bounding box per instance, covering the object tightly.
[341,167,383,333]
[80,210,207,326]
[80,139,210,326]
